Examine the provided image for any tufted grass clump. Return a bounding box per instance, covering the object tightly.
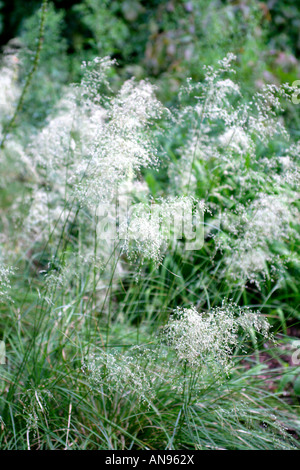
[0,46,299,450]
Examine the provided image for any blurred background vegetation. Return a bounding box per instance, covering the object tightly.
[1,0,299,126]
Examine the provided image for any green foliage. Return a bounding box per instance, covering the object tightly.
[73,0,130,57]
[18,2,69,126]
[0,0,299,451]
[267,0,300,57]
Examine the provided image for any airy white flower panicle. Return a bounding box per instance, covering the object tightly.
[80,56,117,105]
[28,57,164,209]
[172,54,293,194]
[0,262,13,302]
[109,78,164,131]
[21,388,53,434]
[218,125,253,158]
[0,54,20,135]
[122,196,207,266]
[73,78,164,207]
[216,193,299,287]
[163,302,270,374]
[186,54,240,126]
[246,83,291,144]
[122,201,164,266]
[23,188,71,244]
[275,141,300,188]
[83,348,155,404]
[28,93,78,177]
